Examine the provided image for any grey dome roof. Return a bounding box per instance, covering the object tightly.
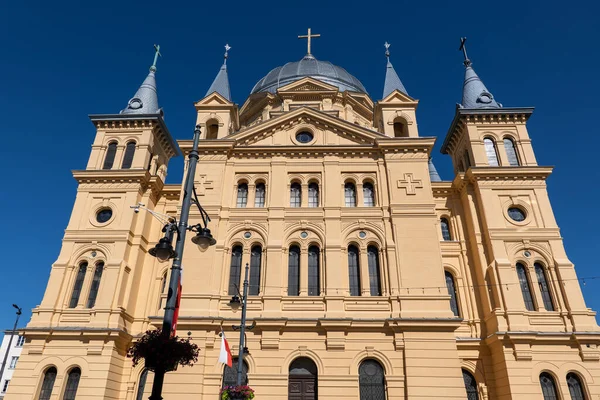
[251,55,367,94]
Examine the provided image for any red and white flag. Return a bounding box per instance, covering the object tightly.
[218,330,233,367]
[171,273,183,337]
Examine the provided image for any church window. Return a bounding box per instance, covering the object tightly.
[16,335,25,347]
[69,263,88,308]
[228,246,243,295]
[308,182,319,207]
[236,183,248,208]
[249,245,262,296]
[504,138,520,166]
[288,245,300,296]
[540,372,559,400]
[517,263,536,311]
[440,218,451,241]
[393,119,408,138]
[363,182,375,207]
[96,208,113,223]
[222,358,248,388]
[136,370,149,400]
[535,263,555,311]
[255,183,266,207]
[86,262,104,308]
[359,359,386,400]
[122,141,136,169]
[103,142,117,169]
[567,372,587,400]
[207,121,219,140]
[296,131,314,143]
[483,138,500,166]
[462,369,479,400]
[348,245,361,296]
[367,246,382,296]
[290,183,302,207]
[38,367,57,400]
[63,367,81,400]
[345,182,357,207]
[308,245,320,296]
[445,271,460,317]
[508,207,526,222]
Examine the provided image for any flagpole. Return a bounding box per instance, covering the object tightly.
[236,263,250,386]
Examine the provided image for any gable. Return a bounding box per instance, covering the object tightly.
[380,89,418,105]
[277,77,339,94]
[195,91,232,106]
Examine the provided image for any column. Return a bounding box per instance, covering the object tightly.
[247,184,256,208]
[300,247,308,296]
[356,183,364,207]
[360,247,370,296]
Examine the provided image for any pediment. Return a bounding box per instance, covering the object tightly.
[277,77,339,93]
[195,91,233,106]
[230,107,384,147]
[380,89,418,105]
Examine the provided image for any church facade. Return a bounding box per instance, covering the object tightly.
[7,35,600,400]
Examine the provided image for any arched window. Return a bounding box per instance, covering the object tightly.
[535,263,554,311]
[567,372,587,400]
[393,119,408,138]
[345,182,357,207]
[206,121,219,140]
[540,372,559,400]
[363,182,375,207]
[288,245,300,296]
[63,367,81,400]
[462,369,479,400]
[86,262,104,308]
[236,183,248,208]
[308,182,319,207]
[445,271,460,317]
[367,246,382,296]
[103,142,117,169]
[122,141,136,169]
[228,246,243,295]
[517,263,536,311]
[222,358,248,387]
[289,358,318,399]
[308,245,320,296]
[504,138,520,166]
[254,183,266,208]
[440,218,451,241]
[483,138,499,166]
[359,359,386,400]
[249,245,262,296]
[38,367,57,400]
[69,263,87,308]
[290,183,302,207]
[136,369,149,400]
[348,245,361,296]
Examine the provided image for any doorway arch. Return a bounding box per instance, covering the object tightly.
[288,357,317,400]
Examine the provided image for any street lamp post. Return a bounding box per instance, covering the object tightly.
[0,304,22,382]
[228,263,256,386]
[142,125,216,400]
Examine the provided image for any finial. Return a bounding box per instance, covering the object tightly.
[224,44,231,65]
[151,44,161,72]
[384,42,391,58]
[298,28,321,56]
[459,37,471,67]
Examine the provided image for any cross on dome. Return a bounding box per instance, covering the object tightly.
[151,44,161,72]
[298,28,321,56]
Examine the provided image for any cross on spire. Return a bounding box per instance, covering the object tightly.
[384,42,391,58]
[224,44,231,65]
[151,44,161,72]
[459,37,471,67]
[298,28,321,56]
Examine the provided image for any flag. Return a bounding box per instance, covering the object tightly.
[171,274,182,337]
[218,330,233,367]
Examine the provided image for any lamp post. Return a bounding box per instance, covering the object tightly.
[228,263,256,386]
[0,304,22,382]
[142,125,216,400]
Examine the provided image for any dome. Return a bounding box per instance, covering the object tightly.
[251,55,367,95]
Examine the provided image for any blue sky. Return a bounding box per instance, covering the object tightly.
[0,0,598,332]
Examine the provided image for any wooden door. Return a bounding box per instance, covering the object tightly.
[288,376,316,400]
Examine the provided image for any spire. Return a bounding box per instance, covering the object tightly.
[428,158,442,182]
[382,42,408,98]
[205,44,232,101]
[121,45,162,115]
[458,38,501,109]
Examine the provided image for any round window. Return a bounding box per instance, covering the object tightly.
[96,208,113,223]
[296,131,314,143]
[507,207,526,222]
[300,231,309,239]
[359,231,367,239]
[244,231,252,239]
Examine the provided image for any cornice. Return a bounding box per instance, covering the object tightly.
[465,166,553,183]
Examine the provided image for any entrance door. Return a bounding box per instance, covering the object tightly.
[288,357,317,400]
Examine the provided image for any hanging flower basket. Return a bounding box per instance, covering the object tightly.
[220,385,255,400]
[127,328,199,372]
